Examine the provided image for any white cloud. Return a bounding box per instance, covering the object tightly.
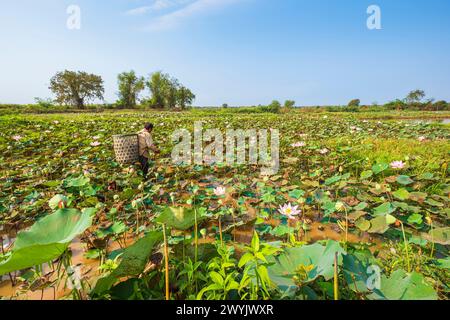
[143,0,241,31]
[126,0,185,16]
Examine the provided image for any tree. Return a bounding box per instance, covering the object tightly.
[432,100,448,111]
[176,86,195,109]
[117,71,145,108]
[405,90,425,104]
[146,72,195,109]
[222,103,229,108]
[266,100,281,113]
[284,100,296,108]
[385,99,407,111]
[49,70,104,108]
[146,71,168,108]
[348,99,361,107]
[162,77,178,109]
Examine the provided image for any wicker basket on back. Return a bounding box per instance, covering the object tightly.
[113,134,139,164]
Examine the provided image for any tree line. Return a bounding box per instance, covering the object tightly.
[45,70,448,112]
[48,70,195,110]
[345,90,448,111]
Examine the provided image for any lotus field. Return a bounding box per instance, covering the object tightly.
[0,110,449,300]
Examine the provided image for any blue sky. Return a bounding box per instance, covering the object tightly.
[1,0,449,106]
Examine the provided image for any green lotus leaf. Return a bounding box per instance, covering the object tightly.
[64,176,90,188]
[373,202,396,217]
[154,206,206,231]
[91,230,163,296]
[355,218,371,231]
[407,213,423,225]
[369,269,437,300]
[267,240,346,290]
[360,170,373,180]
[425,199,444,207]
[288,189,305,199]
[392,189,410,201]
[424,227,450,245]
[368,215,389,234]
[0,208,93,276]
[372,163,389,175]
[396,175,414,186]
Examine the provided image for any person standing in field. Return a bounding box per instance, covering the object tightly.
[137,123,160,177]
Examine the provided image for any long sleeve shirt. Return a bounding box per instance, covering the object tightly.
[137,129,154,158]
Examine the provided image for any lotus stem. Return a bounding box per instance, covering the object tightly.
[162,224,170,301]
[218,216,223,246]
[345,207,348,245]
[334,252,339,301]
[429,217,435,259]
[194,207,198,264]
[400,222,411,273]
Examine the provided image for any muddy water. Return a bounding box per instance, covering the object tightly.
[0,236,134,300]
[229,215,380,251]
[1,214,381,299]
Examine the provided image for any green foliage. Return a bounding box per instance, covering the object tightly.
[238,232,281,299]
[197,244,239,300]
[49,70,104,109]
[267,240,345,291]
[0,208,93,276]
[260,100,281,113]
[348,99,361,107]
[406,89,426,105]
[145,71,195,109]
[91,230,163,296]
[284,100,296,108]
[154,206,206,231]
[116,71,145,109]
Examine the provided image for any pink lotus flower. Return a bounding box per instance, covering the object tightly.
[278,203,301,220]
[213,186,226,197]
[390,161,406,169]
[12,135,22,141]
[418,136,426,142]
[90,141,101,147]
[291,141,306,148]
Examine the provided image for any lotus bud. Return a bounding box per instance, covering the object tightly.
[335,201,346,212]
[113,194,120,201]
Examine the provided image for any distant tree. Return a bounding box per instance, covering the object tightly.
[432,100,448,111]
[266,100,281,113]
[348,99,361,107]
[117,71,145,108]
[146,71,169,108]
[405,90,426,104]
[284,100,296,108]
[34,97,53,108]
[49,70,104,109]
[176,86,195,109]
[385,99,407,111]
[146,72,195,110]
[162,77,178,109]
[222,103,229,108]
